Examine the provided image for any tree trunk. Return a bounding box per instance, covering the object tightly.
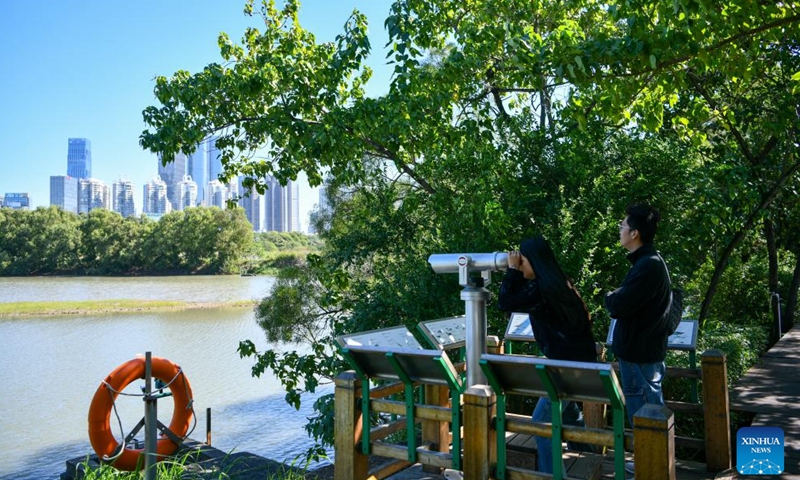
[698,160,800,327]
[765,218,780,343]
[786,251,800,332]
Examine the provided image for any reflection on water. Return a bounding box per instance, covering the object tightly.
[0,276,332,480]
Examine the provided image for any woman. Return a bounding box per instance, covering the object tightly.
[497,235,596,473]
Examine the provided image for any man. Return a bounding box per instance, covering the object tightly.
[605,203,672,476]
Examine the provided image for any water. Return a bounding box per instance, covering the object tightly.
[0,276,332,480]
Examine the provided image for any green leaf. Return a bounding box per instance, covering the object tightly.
[575,56,585,74]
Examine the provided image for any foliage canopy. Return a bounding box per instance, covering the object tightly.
[141,0,800,456]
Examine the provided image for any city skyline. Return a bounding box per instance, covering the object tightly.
[0,0,394,232]
[49,140,303,232]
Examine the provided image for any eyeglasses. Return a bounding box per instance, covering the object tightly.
[618,223,634,231]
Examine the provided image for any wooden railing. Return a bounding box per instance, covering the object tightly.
[334,349,732,480]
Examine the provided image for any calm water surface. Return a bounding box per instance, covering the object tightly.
[0,276,332,480]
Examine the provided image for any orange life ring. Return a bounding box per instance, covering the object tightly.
[87,356,194,471]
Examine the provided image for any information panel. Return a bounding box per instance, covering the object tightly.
[504,312,535,342]
[418,316,467,350]
[336,325,423,350]
[605,319,699,351]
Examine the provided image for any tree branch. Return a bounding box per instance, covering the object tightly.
[610,13,800,78]
[687,71,756,164]
[699,155,800,326]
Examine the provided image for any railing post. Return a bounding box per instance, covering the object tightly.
[702,349,732,472]
[633,405,676,480]
[422,384,451,473]
[463,384,495,480]
[335,371,368,480]
[585,343,608,432]
[487,335,503,354]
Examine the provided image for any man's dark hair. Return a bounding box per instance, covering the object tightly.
[625,203,660,243]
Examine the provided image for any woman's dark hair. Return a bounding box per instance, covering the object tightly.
[520,235,591,332]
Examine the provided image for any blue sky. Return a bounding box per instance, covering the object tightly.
[0,0,394,226]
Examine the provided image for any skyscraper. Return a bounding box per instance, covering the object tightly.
[206,136,223,184]
[157,152,187,211]
[178,175,198,210]
[112,178,136,218]
[237,176,262,231]
[143,176,170,216]
[287,179,300,232]
[67,138,92,179]
[50,175,79,213]
[318,185,330,212]
[263,176,285,232]
[79,178,110,213]
[262,176,300,232]
[206,180,228,209]
[187,144,207,205]
[3,193,30,210]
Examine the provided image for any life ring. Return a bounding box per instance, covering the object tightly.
[87,356,194,471]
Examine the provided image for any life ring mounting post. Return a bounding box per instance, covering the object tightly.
[87,353,195,473]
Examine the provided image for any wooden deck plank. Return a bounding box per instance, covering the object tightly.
[506,432,538,454]
[727,324,800,476]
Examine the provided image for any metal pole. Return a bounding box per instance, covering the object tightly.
[144,352,157,480]
[206,407,212,446]
[773,292,783,338]
[462,286,490,387]
[427,252,507,388]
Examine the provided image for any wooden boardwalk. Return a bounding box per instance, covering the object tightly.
[729,324,800,477]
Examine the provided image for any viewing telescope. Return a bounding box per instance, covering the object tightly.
[427,251,509,387]
[427,252,509,288]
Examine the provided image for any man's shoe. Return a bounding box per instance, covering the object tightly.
[625,461,635,474]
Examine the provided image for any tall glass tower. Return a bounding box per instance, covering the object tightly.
[67,138,92,178]
[187,143,206,205]
[206,136,223,183]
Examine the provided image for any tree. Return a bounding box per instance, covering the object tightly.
[80,209,151,274]
[0,207,81,275]
[140,0,800,454]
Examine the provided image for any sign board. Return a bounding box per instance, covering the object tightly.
[504,312,535,342]
[480,353,621,403]
[418,316,467,350]
[341,345,461,387]
[336,325,423,350]
[605,319,699,351]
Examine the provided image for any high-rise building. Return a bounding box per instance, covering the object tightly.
[206,180,228,209]
[50,175,79,213]
[178,175,198,211]
[262,176,300,232]
[236,176,262,231]
[112,178,136,218]
[318,185,330,212]
[187,144,207,205]
[67,138,92,179]
[143,176,170,216]
[79,178,110,213]
[263,176,284,231]
[206,136,223,184]
[3,193,30,210]
[308,185,330,234]
[287,179,300,232]
[157,152,187,211]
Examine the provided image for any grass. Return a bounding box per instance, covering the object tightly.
[76,453,309,480]
[0,299,254,317]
